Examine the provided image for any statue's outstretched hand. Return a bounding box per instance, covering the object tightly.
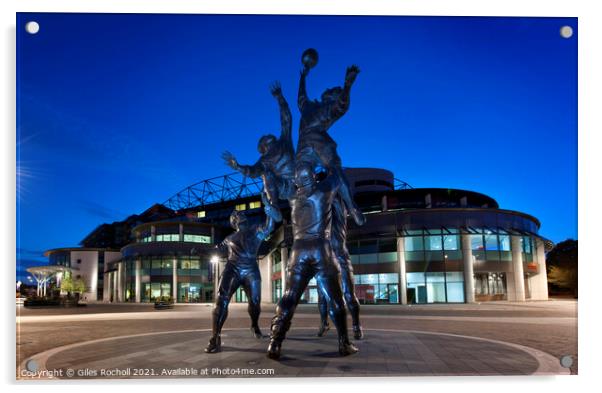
[222,151,239,171]
[261,192,282,223]
[270,81,282,97]
[345,64,360,86]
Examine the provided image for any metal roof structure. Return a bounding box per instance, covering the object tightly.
[163,172,413,211]
[163,172,264,211]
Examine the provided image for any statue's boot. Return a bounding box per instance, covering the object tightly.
[317,322,330,337]
[204,335,221,353]
[251,325,263,339]
[338,337,359,356]
[353,325,364,340]
[267,339,282,360]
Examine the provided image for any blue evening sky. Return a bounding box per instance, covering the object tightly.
[16,13,577,279]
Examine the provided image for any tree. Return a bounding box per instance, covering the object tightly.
[60,276,87,299]
[546,239,578,298]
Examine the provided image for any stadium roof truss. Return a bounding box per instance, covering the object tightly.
[163,172,413,211]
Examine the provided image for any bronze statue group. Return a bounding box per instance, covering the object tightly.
[205,49,365,360]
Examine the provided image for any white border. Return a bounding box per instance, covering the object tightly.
[3,0,600,392]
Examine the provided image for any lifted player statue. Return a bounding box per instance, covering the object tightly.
[296,49,365,228]
[205,193,275,353]
[222,81,294,223]
[267,163,358,359]
[297,49,364,340]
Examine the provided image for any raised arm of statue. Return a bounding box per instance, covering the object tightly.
[222,151,264,178]
[330,65,360,120]
[298,66,310,111]
[270,82,292,151]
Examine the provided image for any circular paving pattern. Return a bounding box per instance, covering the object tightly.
[20,328,568,379]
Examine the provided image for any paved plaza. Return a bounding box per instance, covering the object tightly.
[16,300,578,379]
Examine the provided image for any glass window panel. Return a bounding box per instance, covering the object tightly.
[426,235,443,250]
[499,235,511,251]
[522,236,533,253]
[500,251,512,261]
[470,235,484,251]
[388,284,399,303]
[445,271,464,282]
[378,273,399,284]
[350,254,360,264]
[378,252,397,263]
[404,251,424,261]
[443,235,459,250]
[444,250,463,261]
[161,283,171,298]
[179,258,190,269]
[150,283,161,300]
[484,233,499,251]
[360,253,378,264]
[404,236,424,251]
[446,282,464,302]
[426,272,445,282]
[362,274,378,285]
[427,282,446,303]
[424,250,444,262]
[426,228,441,235]
[406,272,425,284]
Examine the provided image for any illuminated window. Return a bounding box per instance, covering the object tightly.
[197,210,206,218]
[248,201,261,209]
[235,203,246,211]
[156,234,179,242]
[183,234,211,243]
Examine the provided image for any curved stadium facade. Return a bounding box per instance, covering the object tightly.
[44,168,551,305]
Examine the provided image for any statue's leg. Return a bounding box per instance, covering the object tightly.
[205,264,240,353]
[260,170,282,222]
[316,270,357,356]
[330,195,362,336]
[316,289,330,337]
[267,252,313,359]
[339,263,362,339]
[242,269,262,338]
[333,165,364,225]
[315,240,358,356]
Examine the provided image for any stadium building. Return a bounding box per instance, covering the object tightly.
[42,167,552,305]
